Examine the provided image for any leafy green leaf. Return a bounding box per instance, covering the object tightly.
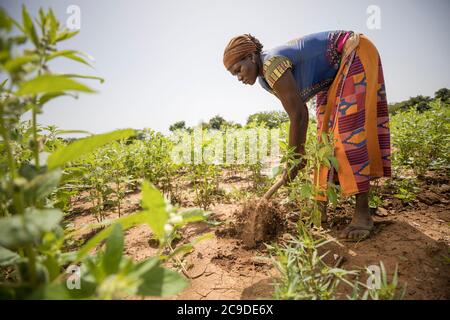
[64,74,105,84]
[24,169,62,204]
[46,50,92,67]
[54,129,92,136]
[102,224,124,275]
[132,257,160,277]
[4,54,39,73]
[0,8,13,31]
[47,129,136,169]
[17,74,95,96]
[22,5,39,47]
[179,208,207,224]
[137,266,187,297]
[38,92,67,105]
[47,9,58,44]
[0,79,8,89]
[0,246,21,266]
[141,181,168,240]
[326,186,338,205]
[0,208,63,249]
[329,156,339,171]
[55,29,79,42]
[168,233,214,259]
[77,210,148,261]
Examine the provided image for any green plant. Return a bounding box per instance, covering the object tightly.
[284,129,340,227]
[369,181,383,209]
[390,99,450,175]
[188,163,220,210]
[269,222,406,300]
[349,262,406,300]
[0,6,207,299]
[390,178,419,206]
[268,222,357,300]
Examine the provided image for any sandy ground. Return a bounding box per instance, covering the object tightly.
[68,170,450,300]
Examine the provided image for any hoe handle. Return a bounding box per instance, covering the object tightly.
[263,178,285,200]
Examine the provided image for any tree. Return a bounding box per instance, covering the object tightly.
[388,95,433,115]
[435,88,450,103]
[208,115,226,130]
[169,121,187,132]
[246,110,289,128]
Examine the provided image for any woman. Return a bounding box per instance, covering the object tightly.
[223,31,391,241]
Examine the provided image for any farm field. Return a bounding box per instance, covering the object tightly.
[0,6,449,301]
[67,167,449,300]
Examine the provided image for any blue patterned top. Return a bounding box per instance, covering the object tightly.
[258,30,352,102]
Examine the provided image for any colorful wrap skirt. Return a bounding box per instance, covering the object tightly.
[315,35,391,199]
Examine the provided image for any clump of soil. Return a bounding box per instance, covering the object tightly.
[222,198,283,249]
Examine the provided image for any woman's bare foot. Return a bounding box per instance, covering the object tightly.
[339,192,373,241]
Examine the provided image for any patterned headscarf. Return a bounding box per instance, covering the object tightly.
[223,34,263,70]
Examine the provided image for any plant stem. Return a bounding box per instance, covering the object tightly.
[32,105,40,169]
[25,245,37,286]
[0,103,26,216]
[0,103,17,179]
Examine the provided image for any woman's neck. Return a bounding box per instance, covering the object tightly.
[257,53,264,77]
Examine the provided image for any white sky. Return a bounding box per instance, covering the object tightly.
[3,0,450,134]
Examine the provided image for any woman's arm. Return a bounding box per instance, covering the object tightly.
[272,70,309,181]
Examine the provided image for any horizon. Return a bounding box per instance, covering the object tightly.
[2,0,449,135]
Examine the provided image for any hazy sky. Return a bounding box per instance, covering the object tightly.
[3,0,450,134]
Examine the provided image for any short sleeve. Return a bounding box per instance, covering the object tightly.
[262,56,293,89]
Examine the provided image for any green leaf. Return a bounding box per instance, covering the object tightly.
[102,224,124,275]
[0,208,63,249]
[77,210,148,261]
[17,75,95,96]
[22,5,39,47]
[24,169,62,204]
[326,187,338,205]
[329,156,339,171]
[54,129,92,136]
[4,54,39,73]
[168,233,214,259]
[47,9,59,44]
[271,166,282,178]
[47,129,136,169]
[0,246,21,266]
[64,74,105,84]
[46,50,92,67]
[0,79,8,89]
[38,92,67,105]
[141,181,168,240]
[299,183,312,199]
[132,257,160,277]
[137,266,187,297]
[55,29,79,42]
[179,208,206,224]
[0,8,13,31]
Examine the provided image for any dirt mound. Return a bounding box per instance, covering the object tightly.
[216,199,284,249]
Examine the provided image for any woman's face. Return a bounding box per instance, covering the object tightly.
[228,54,259,85]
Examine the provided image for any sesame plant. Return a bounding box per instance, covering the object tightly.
[390,99,449,175]
[283,130,340,227]
[0,6,206,299]
[268,221,406,300]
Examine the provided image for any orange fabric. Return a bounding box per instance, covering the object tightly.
[314,35,389,201]
[358,36,384,177]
